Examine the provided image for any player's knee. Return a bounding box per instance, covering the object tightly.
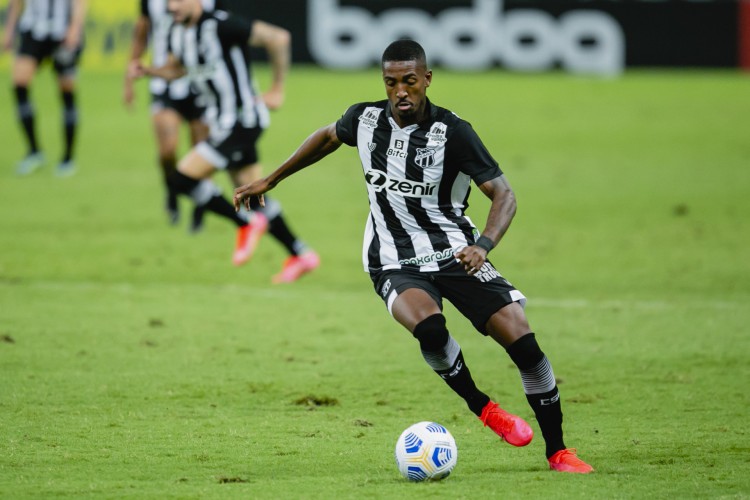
[159,151,178,168]
[167,170,200,195]
[14,85,29,101]
[506,333,544,370]
[412,314,449,352]
[57,78,75,94]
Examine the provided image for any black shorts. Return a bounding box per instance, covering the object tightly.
[17,32,83,76]
[195,125,263,170]
[370,260,526,334]
[150,92,206,122]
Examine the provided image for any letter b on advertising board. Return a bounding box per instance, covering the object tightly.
[308,0,624,75]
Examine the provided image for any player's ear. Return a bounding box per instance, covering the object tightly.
[425,70,432,87]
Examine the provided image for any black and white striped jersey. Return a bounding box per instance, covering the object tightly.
[335,100,503,273]
[167,10,269,135]
[18,0,72,41]
[140,0,217,100]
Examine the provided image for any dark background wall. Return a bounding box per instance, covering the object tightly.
[223,0,741,69]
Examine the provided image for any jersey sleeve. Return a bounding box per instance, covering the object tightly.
[335,103,364,147]
[140,0,149,17]
[448,121,503,185]
[216,12,253,46]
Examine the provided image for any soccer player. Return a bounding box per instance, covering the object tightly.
[2,0,87,177]
[134,0,319,281]
[234,40,595,473]
[124,0,220,229]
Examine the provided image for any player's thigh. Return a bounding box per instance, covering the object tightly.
[152,109,183,156]
[12,56,38,86]
[485,302,532,348]
[229,163,262,187]
[436,260,526,337]
[188,119,209,145]
[391,288,443,333]
[178,148,217,179]
[371,270,442,333]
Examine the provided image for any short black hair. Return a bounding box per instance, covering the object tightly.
[381,39,427,68]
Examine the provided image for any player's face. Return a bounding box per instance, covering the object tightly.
[167,0,198,25]
[382,60,432,127]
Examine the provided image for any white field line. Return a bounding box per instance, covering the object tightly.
[0,280,745,311]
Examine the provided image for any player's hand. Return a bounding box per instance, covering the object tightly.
[127,60,146,80]
[1,31,13,53]
[454,245,487,276]
[62,28,81,51]
[262,87,284,110]
[234,178,272,212]
[123,80,135,110]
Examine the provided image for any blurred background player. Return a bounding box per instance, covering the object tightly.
[2,0,87,177]
[124,0,221,230]
[135,0,319,282]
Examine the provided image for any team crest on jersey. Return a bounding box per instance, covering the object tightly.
[414,148,436,168]
[358,108,382,129]
[426,122,447,144]
[368,142,377,152]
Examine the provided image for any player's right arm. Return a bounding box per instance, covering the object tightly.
[138,53,186,82]
[249,20,290,110]
[2,0,23,52]
[63,0,87,50]
[234,123,343,210]
[123,13,150,108]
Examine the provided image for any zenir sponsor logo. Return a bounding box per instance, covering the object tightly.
[365,170,437,198]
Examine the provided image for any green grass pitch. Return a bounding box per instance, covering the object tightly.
[1,66,749,498]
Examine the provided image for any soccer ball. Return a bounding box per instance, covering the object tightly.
[394,421,458,481]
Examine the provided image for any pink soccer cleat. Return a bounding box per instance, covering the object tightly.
[272,250,320,284]
[232,213,268,266]
[478,401,534,447]
[548,448,594,474]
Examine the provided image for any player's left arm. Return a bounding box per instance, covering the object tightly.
[248,20,290,110]
[63,0,87,50]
